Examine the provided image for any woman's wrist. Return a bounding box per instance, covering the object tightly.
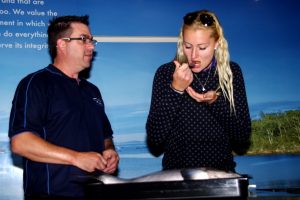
[170,84,184,94]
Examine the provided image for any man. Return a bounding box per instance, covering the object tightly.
[8,15,119,199]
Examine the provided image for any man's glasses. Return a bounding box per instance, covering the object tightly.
[184,12,215,27]
[62,35,98,45]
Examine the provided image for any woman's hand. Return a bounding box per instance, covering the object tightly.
[186,86,219,104]
[171,60,193,92]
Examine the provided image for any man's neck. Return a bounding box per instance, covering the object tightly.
[52,61,79,79]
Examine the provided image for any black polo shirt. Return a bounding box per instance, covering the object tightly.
[9,64,113,198]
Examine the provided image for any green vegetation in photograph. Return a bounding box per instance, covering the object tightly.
[248,110,300,155]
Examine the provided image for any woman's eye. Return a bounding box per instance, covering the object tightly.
[199,47,207,50]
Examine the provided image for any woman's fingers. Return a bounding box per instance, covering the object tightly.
[186,87,219,104]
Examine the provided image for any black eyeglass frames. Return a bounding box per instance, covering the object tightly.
[184,12,215,27]
[62,35,98,45]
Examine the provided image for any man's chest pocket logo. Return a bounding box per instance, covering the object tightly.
[92,97,103,106]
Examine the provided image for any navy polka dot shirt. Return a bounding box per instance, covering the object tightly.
[146,61,251,172]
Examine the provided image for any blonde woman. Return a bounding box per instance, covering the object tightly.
[146,10,251,172]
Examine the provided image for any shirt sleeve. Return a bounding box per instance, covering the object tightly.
[98,90,114,140]
[9,74,48,138]
[229,63,252,155]
[102,111,113,140]
[146,63,185,156]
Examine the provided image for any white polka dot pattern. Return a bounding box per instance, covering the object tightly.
[146,61,251,172]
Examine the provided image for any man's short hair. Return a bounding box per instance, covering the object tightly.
[47,15,89,62]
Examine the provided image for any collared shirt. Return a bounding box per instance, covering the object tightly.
[9,64,113,197]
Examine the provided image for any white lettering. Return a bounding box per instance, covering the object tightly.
[0,43,13,48]
[12,8,24,15]
[26,9,45,16]
[17,0,30,4]
[0,20,15,26]
[33,0,44,5]
[25,20,45,27]
[0,9,10,14]
[1,0,15,3]
[14,31,47,39]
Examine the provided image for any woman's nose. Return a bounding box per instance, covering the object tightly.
[191,48,199,59]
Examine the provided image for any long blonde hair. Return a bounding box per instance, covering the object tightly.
[176,10,235,113]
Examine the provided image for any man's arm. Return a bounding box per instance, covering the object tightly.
[11,131,108,172]
[104,138,116,150]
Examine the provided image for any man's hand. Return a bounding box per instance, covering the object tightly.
[102,149,119,174]
[72,151,108,173]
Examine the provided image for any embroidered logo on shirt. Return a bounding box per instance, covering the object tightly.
[92,97,103,106]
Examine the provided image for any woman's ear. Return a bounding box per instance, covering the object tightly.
[214,41,219,50]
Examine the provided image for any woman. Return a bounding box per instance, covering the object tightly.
[146,10,251,172]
